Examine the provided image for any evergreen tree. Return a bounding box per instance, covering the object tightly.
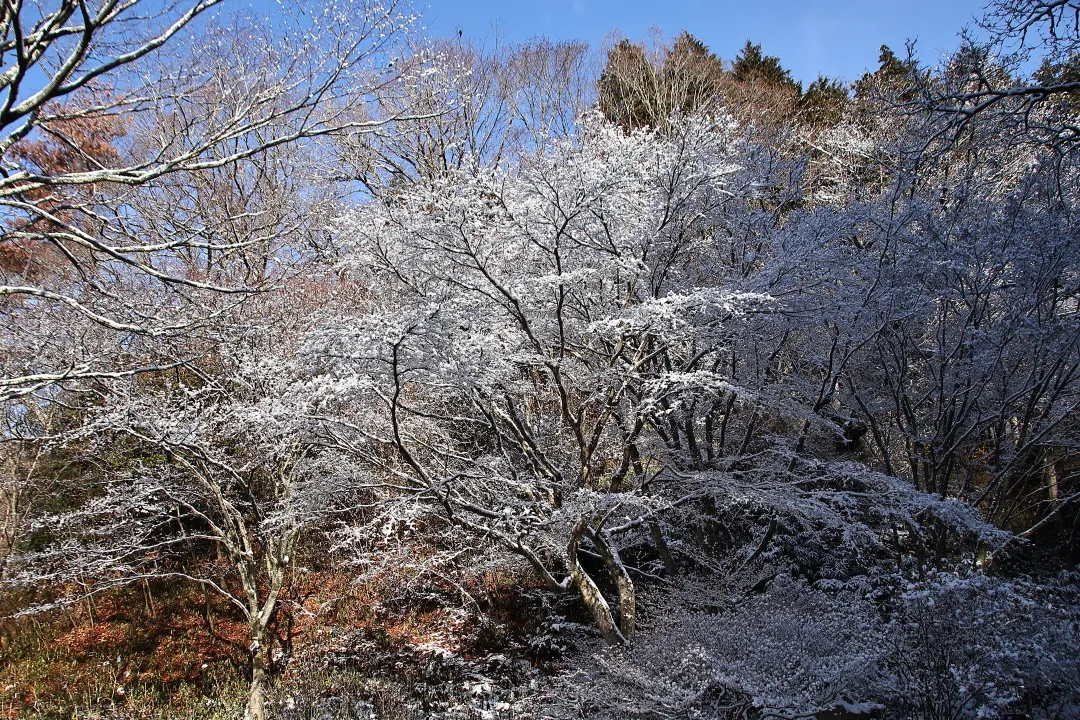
[598,39,657,130]
[664,31,726,116]
[1033,52,1080,113]
[730,40,801,94]
[854,45,919,103]
[598,32,724,131]
[798,76,849,127]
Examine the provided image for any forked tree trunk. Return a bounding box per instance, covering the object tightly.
[592,529,636,640]
[568,517,625,645]
[240,532,295,720]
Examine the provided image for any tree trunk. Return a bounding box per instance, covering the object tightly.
[592,530,636,640]
[0,485,16,578]
[649,519,678,577]
[247,626,269,720]
[568,517,624,645]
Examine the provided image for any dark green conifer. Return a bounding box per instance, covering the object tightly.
[730,40,801,94]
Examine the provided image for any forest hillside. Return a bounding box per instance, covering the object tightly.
[1,1,1079,718]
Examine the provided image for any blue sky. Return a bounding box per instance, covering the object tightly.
[417,0,988,86]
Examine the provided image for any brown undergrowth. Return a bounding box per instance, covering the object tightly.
[0,558,555,718]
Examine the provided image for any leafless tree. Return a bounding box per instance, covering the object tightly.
[337,34,591,196]
[920,1,1080,148]
[0,0,416,404]
[8,280,376,720]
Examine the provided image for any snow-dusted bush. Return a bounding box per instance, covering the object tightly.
[543,574,889,719]
[894,571,1080,720]
[525,569,1080,720]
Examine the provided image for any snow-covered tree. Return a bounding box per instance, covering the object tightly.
[7,285,377,720]
[311,112,1007,649]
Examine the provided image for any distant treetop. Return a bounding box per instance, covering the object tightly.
[730,40,801,93]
